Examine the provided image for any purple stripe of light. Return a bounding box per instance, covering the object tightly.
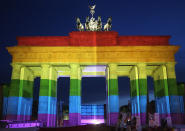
[159,113,171,119]
[140,113,146,125]
[38,114,56,127]
[108,112,119,126]
[171,113,185,124]
[69,113,81,126]
[6,115,31,121]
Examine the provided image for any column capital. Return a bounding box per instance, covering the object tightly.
[108,63,117,69]
[70,64,81,79]
[165,62,176,68]
[165,62,176,79]
[136,63,147,79]
[129,66,138,80]
[40,64,51,79]
[11,63,23,68]
[11,63,23,79]
[136,63,147,68]
[108,64,117,79]
[159,65,168,79]
[41,64,51,69]
[70,63,80,69]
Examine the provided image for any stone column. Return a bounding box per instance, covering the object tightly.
[166,62,184,124]
[6,63,22,120]
[129,66,141,126]
[6,64,34,120]
[69,64,81,126]
[107,64,119,126]
[17,66,34,121]
[137,63,147,125]
[153,65,172,126]
[38,64,57,127]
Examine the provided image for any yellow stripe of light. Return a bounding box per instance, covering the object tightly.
[109,64,117,79]
[137,63,147,79]
[7,46,179,63]
[166,62,176,79]
[70,64,81,79]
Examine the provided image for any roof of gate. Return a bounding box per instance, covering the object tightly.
[17,31,170,46]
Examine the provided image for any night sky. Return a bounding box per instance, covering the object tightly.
[0,0,185,106]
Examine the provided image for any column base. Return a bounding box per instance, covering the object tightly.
[69,113,81,126]
[108,112,119,126]
[131,114,141,128]
[38,114,56,127]
[140,113,146,125]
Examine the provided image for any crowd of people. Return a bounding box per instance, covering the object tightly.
[116,112,175,131]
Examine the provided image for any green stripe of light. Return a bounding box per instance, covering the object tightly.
[154,79,169,97]
[130,79,147,97]
[9,79,20,97]
[39,79,56,97]
[20,80,33,98]
[130,79,138,97]
[70,79,81,96]
[167,78,178,96]
[139,79,147,96]
[9,79,34,97]
[178,84,185,96]
[50,80,57,97]
[109,79,118,96]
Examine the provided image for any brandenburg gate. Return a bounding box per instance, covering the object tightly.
[4,4,184,128]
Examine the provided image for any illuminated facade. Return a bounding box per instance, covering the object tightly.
[4,31,184,127]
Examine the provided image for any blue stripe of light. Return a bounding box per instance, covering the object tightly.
[48,96,56,115]
[7,97,19,115]
[38,96,56,114]
[108,95,119,113]
[169,96,181,113]
[7,97,33,115]
[18,97,33,115]
[155,96,170,114]
[179,96,185,113]
[131,96,140,114]
[69,96,81,113]
[140,95,147,113]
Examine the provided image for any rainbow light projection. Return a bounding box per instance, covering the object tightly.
[3,31,184,127]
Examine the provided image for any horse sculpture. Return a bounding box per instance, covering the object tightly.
[76,17,84,31]
[97,16,102,31]
[85,16,90,31]
[88,17,97,31]
[104,17,112,31]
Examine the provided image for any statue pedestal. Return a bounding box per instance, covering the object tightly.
[69,31,118,46]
